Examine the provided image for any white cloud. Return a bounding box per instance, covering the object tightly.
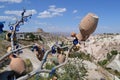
[37,5,67,18]
[4,9,37,16]
[5,10,22,16]
[52,12,62,16]
[49,5,56,9]
[0,16,16,20]
[48,5,66,13]
[0,5,5,8]
[38,10,52,18]
[73,10,78,13]
[0,0,22,3]
[25,9,37,16]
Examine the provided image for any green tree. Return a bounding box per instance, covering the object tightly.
[25,33,35,41]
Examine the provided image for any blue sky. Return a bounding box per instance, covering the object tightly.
[0,0,120,33]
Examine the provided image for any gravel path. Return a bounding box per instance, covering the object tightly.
[19,48,41,70]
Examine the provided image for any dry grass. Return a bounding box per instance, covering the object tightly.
[0,40,11,57]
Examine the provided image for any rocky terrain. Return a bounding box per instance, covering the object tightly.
[80,34,120,60]
[0,32,120,80]
[76,33,120,80]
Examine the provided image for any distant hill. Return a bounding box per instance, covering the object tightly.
[50,32,71,37]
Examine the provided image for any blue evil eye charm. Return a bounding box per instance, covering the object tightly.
[16,28,19,31]
[34,46,39,51]
[42,48,45,53]
[31,46,39,52]
[49,68,56,76]
[29,16,31,19]
[10,26,14,30]
[73,38,78,45]
[51,46,56,54]
[0,22,4,33]
[31,48,34,52]
[24,18,28,22]
[16,26,20,31]
[18,50,23,54]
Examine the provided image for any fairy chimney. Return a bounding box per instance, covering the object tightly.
[37,28,44,33]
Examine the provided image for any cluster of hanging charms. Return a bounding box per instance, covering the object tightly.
[0,9,32,80]
[71,32,80,51]
[0,12,99,80]
[31,44,45,61]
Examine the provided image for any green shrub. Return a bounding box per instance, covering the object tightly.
[28,75,50,80]
[114,70,120,76]
[111,50,118,55]
[25,33,35,41]
[69,52,91,61]
[45,63,55,70]
[24,59,33,73]
[98,59,108,66]
[69,52,81,58]
[107,53,112,60]
[59,61,87,80]
[29,57,87,80]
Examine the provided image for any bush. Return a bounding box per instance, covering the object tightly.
[29,56,88,80]
[28,63,56,80]
[45,63,55,70]
[69,52,91,61]
[111,50,118,55]
[58,61,87,80]
[24,59,33,73]
[98,59,108,66]
[114,70,120,76]
[69,52,81,58]
[25,33,36,41]
[28,75,50,80]
[107,53,112,60]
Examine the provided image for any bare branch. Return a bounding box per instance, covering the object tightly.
[17,44,74,80]
[0,45,34,62]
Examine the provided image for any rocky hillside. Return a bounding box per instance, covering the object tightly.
[0,32,120,80]
[80,34,120,61]
[17,29,69,48]
[77,33,120,79]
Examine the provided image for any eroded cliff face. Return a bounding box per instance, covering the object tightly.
[1,32,120,80]
[79,34,120,60]
[75,34,120,79]
[107,54,120,72]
